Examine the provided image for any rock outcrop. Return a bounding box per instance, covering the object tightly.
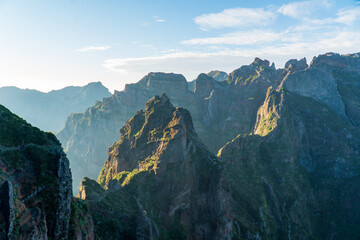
[284,58,308,72]
[79,94,232,240]
[0,104,73,239]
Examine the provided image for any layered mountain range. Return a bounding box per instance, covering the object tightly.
[1,52,360,239]
[57,58,286,190]
[73,52,360,239]
[0,82,111,133]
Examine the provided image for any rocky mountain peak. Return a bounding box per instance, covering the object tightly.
[137,72,188,92]
[251,57,274,69]
[84,81,107,90]
[144,93,173,112]
[228,57,279,87]
[310,52,360,71]
[285,57,308,72]
[207,70,228,82]
[79,96,231,239]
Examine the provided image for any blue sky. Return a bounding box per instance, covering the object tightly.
[0,0,359,92]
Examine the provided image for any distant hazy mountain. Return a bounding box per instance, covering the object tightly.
[0,81,111,133]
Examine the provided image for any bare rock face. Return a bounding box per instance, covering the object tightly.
[285,58,308,72]
[0,104,72,239]
[309,52,360,127]
[282,52,360,121]
[137,72,189,93]
[282,68,346,117]
[80,94,232,240]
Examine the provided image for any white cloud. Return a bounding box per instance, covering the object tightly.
[182,30,281,45]
[103,28,360,77]
[76,46,111,52]
[142,16,165,27]
[101,1,360,87]
[278,0,333,19]
[194,7,276,30]
[153,16,165,23]
[335,7,360,24]
[278,1,312,18]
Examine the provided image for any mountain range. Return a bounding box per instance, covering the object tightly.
[0,52,360,239]
[0,82,111,133]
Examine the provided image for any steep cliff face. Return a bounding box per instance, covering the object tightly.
[79,94,232,240]
[310,52,360,127]
[282,52,360,122]
[0,104,72,239]
[200,58,286,151]
[219,86,360,239]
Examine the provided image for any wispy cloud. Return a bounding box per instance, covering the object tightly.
[278,1,313,18]
[103,29,360,76]
[194,7,276,30]
[142,16,166,27]
[102,0,360,85]
[182,30,281,45]
[153,16,165,23]
[278,0,333,19]
[335,7,360,24]
[76,46,111,52]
